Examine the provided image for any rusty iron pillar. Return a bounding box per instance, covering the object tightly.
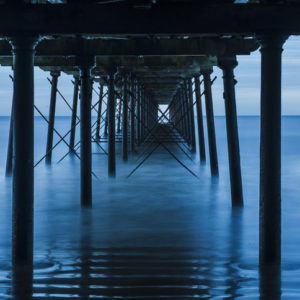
[258,34,288,265]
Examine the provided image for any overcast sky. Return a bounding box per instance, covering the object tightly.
[0,36,299,116]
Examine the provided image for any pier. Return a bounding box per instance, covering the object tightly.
[0,0,298,298]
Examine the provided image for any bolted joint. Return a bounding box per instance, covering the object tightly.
[218,55,238,71]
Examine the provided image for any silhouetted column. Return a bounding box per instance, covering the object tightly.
[149,100,154,125]
[130,78,136,153]
[183,81,192,146]
[178,91,185,138]
[219,56,243,206]
[96,83,104,139]
[117,99,122,133]
[6,96,14,176]
[201,67,218,176]
[122,75,128,161]
[108,71,116,177]
[9,36,39,266]
[154,102,158,125]
[148,96,152,131]
[180,88,188,141]
[194,75,206,162]
[188,78,196,153]
[170,101,174,122]
[175,96,181,133]
[78,56,94,207]
[137,84,141,144]
[142,89,145,140]
[145,95,149,133]
[104,103,108,136]
[171,98,175,124]
[146,94,149,134]
[69,75,79,152]
[45,70,60,163]
[258,35,287,265]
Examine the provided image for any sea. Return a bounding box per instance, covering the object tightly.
[0,116,300,299]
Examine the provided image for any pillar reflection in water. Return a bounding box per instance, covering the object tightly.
[224,207,243,298]
[79,209,92,299]
[12,264,33,300]
[259,264,281,300]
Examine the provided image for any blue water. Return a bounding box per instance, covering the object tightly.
[0,116,299,299]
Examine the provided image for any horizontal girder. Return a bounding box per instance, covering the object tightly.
[0,3,299,36]
[0,38,258,57]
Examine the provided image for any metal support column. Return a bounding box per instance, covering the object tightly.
[181,87,187,141]
[78,56,94,207]
[45,70,60,163]
[180,88,188,141]
[9,36,39,266]
[137,84,141,144]
[219,56,243,206]
[183,81,192,146]
[117,98,122,134]
[130,78,136,153]
[96,83,104,139]
[108,70,116,177]
[104,101,108,136]
[201,67,218,176]
[258,35,287,265]
[6,96,14,176]
[69,75,79,151]
[194,75,206,162]
[140,91,144,140]
[179,91,185,138]
[122,75,128,161]
[188,78,196,153]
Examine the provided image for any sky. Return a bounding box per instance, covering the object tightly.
[0,36,300,116]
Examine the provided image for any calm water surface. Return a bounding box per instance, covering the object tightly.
[0,116,299,299]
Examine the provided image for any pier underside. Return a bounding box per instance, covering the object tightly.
[0,0,298,298]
